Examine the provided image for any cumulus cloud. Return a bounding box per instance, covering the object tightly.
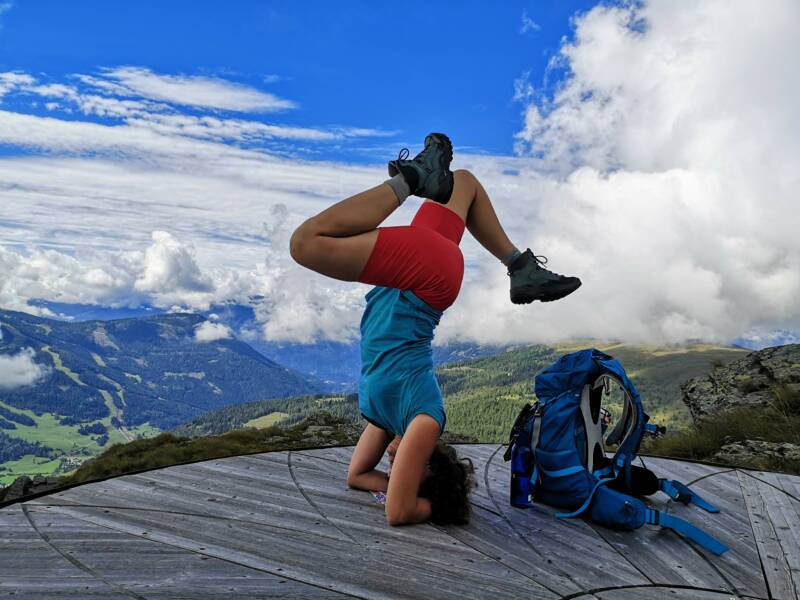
[447,0,800,346]
[0,157,376,332]
[0,347,50,390]
[194,321,233,342]
[0,230,251,314]
[135,231,213,294]
[1,3,799,348]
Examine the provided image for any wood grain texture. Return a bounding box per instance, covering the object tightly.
[1,445,792,599]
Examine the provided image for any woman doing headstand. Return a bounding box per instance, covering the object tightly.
[289,133,581,526]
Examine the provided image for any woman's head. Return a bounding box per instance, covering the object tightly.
[417,441,477,525]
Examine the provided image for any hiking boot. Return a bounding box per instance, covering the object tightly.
[388,133,454,204]
[508,249,582,304]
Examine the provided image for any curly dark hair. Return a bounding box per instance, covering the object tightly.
[417,441,477,525]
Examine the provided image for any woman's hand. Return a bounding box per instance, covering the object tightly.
[385,414,439,526]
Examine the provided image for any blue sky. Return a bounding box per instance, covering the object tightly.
[0,1,798,349]
[0,0,595,162]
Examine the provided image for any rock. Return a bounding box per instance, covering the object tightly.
[305,426,334,435]
[297,411,340,427]
[302,435,336,447]
[291,409,479,447]
[713,439,800,464]
[681,344,800,421]
[0,473,65,504]
[441,431,479,444]
[30,475,62,495]
[267,436,290,444]
[0,475,32,503]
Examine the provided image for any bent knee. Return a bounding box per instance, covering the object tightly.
[453,169,476,185]
[289,223,316,266]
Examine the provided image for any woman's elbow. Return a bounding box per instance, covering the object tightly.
[385,509,407,527]
[385,503,416,526]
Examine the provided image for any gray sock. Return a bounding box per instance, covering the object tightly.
[501,246,523,267]
[384,174,411,206]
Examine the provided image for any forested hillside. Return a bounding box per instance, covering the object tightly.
[178,342,747,442]
[0,309,323,484]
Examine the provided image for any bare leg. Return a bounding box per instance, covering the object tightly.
[432,169,516,261]
[290,169,517,281]
[289,182,400,281]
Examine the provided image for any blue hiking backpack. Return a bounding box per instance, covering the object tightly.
[503,348,728,556]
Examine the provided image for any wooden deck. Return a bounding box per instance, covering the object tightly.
[1,444,798,599]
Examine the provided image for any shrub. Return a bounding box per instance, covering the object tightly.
[769,383,800,418]
[643,403,800,474]
[65,417,353,485]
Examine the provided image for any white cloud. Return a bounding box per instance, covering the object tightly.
[520,9,541,34]
[101,66,297,113]
[1,2,799,349]
[0,71,33,98]
[135,231,213,295]
[194,321,232,342]
[0,71,397,148]
[460,0,800,346]
[0,347,50,390]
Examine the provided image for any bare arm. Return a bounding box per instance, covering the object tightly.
[385,414,439,526]
[347,423,393,492]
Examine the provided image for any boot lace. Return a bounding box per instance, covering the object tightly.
[507,252,554,276]
[397,148,410,161]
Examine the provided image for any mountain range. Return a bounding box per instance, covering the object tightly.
[0,302,749,486]
[0,309,323,484]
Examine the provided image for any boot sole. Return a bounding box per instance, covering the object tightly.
[511,280,582,305]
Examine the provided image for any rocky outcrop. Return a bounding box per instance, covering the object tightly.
[0,411,479,505]
[294,410,478,446]
[681,344,800,421]
[0,474,63,504]
[713,440,800,465]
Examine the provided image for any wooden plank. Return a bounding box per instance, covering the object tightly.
[571,586,745,599]
[664,469,768,598]
[739,471,796,600]
[38,469,351,543]
[15,505,345,599]
[0,505,116,587]
[477,443,652,593]
[639,456,729,484]
[565,458,736,592]
[40,502,540,599]
[287,452,557,599]
[50,450,363,534]
[1,446,775,599]
[744,470,800,598]
[761,480,800,598]
[585,517,732,590]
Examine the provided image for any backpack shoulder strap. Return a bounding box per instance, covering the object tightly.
[645,508,728,555]
[660,479,720,513]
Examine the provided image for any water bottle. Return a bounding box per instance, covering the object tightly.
[510,443,533,508]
